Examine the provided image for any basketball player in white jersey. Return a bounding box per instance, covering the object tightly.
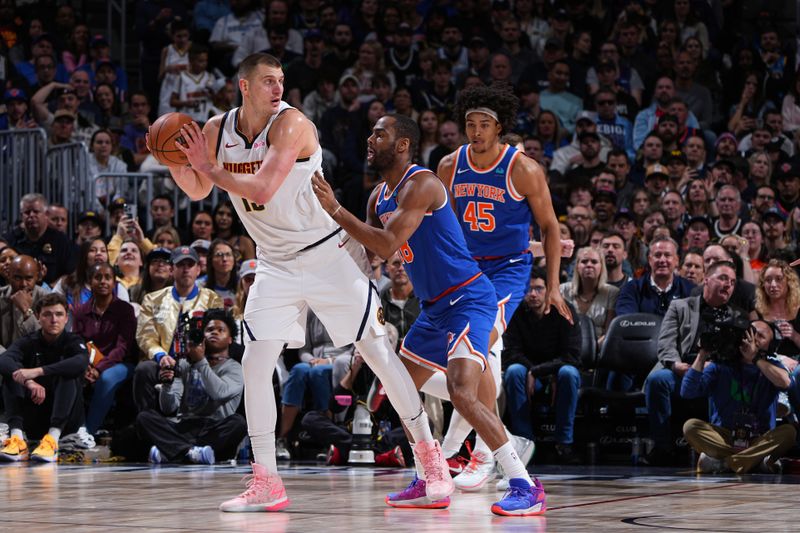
[148,53,453,512]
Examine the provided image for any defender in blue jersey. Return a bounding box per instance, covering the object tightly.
[430,85,573,491]
[312,114,546,516]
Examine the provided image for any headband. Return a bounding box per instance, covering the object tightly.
[465,107,499,123]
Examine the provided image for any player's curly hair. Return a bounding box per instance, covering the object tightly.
[455,82,519,135]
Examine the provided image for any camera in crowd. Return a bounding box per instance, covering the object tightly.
[161,310,206,383]
[698,307,751,365]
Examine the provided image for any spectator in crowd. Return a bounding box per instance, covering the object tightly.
[427,120,461,173]
[284,30,327,109]
[551,112,611,175]
[121,91,152,168]
[616,236,695,317]
[643,163,670,202]
[600,230,632,289]
[276,311,354,461]
[72,263,137,435]
[199,239,238,310]
[170,44,215,124]
[536,109,568,162]
[147,195,176,239]
[108,214,152,266]
[0,246,19,287]
[89,129,129,208]
[761,208,794,258]
[680,248,705,286]
[231,259,256,347]
[62,22,90,73]
[379,251,420,341]
[566,204,593,249]
[660,190,687,235]
[643,260,741,465]
[755,260,800,360]
[46,204,69,235]
[781,71,800,133]
[74,210,104,247]
[0,88,36,130]
[560,246,619,342]
[685,178,717,219]
[674,51,713,131]
[774,162,800,214]
[742,221,767,272]
[191,240,211,278]
[684,216,712,252]
[682,320,794,474]
[594,89,634,161]
[212,200,255,262]
[128,247,174,305]
[132,246,223,412]
[540,60,582,133]
[344,41,395,104]
[153,225,181,251]
[711,185,743,239]
[728,71,773,137]
[0,255,49,350]
[633,77,699,149]
[0,293,88,462]
[302,72,338,125]
[54,238,130,308]
[502,266,582,463]
[208,0,264,75]
[184,210,214,245]
[157,19,190,116]
[4,193,75,285]
[698,243,757,314]
[115,239,145,290]
[137,308,247,464]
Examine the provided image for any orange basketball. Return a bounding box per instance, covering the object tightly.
[148,112,194,166]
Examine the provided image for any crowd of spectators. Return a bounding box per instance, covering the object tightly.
[0,0,800,471]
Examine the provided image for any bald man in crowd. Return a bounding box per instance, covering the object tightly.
[0,255,50,350]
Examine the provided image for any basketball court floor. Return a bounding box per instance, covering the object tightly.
[1,462,796,532]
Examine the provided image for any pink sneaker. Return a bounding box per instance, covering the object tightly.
[385,475,450,509]
[219,463,290,512]
[413,440,454,501]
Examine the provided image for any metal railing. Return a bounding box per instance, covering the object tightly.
[0,129,48,234]
[46,142,90,229]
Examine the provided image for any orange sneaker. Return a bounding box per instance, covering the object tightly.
[219,463,290,512]
[0,435,29,462]
[31,434,58,463]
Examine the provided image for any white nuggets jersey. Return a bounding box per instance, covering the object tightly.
[177,70,215,123]
[216,101,338,259]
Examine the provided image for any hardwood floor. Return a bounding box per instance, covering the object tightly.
[1,463,796,532]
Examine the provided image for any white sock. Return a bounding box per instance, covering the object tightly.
[493,441,532,484]
[402,407,434,444]
[11,429,24,440]
[242,339,285,474]
[48,427,62,442]
[411,443,426,480]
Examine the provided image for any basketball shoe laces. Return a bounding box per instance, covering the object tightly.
[238,472,280,503]
[461,440,488,475]
[420,443,447,483]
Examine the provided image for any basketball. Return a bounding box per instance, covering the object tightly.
[148,112,194,166]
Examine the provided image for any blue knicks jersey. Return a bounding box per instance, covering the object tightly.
[449,144,532,258]
[375,165,483,302]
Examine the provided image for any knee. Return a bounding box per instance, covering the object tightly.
[646,369,673,392]
[682,418,704,436]
[557,365,580,386]
[504,364,528,386]
[134,360,157,377]
[447,379,477,411]
[775,423,797,441]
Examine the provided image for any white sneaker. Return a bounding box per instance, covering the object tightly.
[697,452,728,474]
[759,456,783,474]
[187,445,215,465]
[219,463,291,512]
[777,392,792,418]
[59,427,96,451]
[453,448,495,492]
[510,434,535,466]
[149,445,163,464]
[276,439,291,461]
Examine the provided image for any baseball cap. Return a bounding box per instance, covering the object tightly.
[397,22,413,35]
[108,197,127,212]
[53,109,76,121]
[78,210,103,225]
[614,208,635,222]
[715,132,737,148]
[339,73,360,87]
[762,207,787,222]
[147,247,173,263]
[190,239,211,252]
[553,8,570,20]
[171,246,199,264]
[578,130,600,142]
[239,258,258,278]
[593,189,617,204]
[32,34,54,46]
[4,88,27,102]
[576,110,597,124]
[775,161,799,181]
[645,163,669,180]
[543,37,563,50]
[469,35,488,48]
[687,216,713,231]
[709,159,735,173]
[305,29,323,41]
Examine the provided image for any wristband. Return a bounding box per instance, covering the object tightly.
[154,352,166,364]
[331,205,342,218]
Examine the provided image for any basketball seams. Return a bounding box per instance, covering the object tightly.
[150,113,192,166]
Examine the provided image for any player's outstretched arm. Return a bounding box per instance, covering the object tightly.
[312,171,436,260]
[512,155,573,323]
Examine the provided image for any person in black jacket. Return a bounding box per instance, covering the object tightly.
[0,293,88,462]
[502,266,582,463]
[379,252,420,340]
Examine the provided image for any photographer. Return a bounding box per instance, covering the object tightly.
[681,320,795,474]
[643,260,744,465]
[132,246,223,412]
[136,309,246,464]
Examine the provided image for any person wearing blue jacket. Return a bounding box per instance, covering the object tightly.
[681,320,795,474]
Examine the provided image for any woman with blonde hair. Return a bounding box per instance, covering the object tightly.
[756,259,800,359]
[748,150,773,188]
[559,246,619,343]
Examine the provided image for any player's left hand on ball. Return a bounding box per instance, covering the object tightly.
[545,290,573,324]
[311,170,339,214]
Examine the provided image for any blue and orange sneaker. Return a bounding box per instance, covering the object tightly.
[491,477,546,516]
[385,475,450,509]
